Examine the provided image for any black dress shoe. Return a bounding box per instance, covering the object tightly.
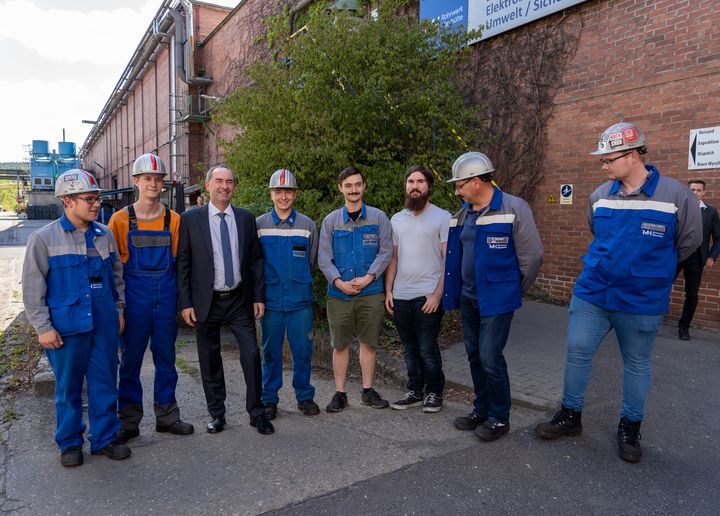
[117,428,139,443]
[156,420,194,435]
[206,416,226,434]
[679,326,690,340]
[249,414,274,435]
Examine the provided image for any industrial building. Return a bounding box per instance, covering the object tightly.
[79,0,720,327]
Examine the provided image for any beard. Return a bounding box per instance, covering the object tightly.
[404,190,429,212]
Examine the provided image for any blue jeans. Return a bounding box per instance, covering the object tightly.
[392,297,445,396]
[260,306,315,404]
[460,296,514,423]
[562,296,662,421]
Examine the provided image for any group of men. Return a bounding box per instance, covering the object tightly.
[22,121,708,468]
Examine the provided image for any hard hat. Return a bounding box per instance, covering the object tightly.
[55,169,103,198]
[446,152,495,183]
[590,122,647,155]
[132,153,167,177]
[268,168,298,189]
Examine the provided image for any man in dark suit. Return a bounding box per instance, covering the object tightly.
[676,179,720,340]
[176,164,274,435]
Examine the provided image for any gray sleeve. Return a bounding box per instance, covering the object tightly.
[367,210,393,278]
[318,215,340,283]
[309,219,319,268]
[675,186,703,263]
[107,231,125,314]
[512,199,544,294]
[22,232,54,335]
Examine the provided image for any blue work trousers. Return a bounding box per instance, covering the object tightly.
[562,296,662,421]
[118,274,179,428]
[392,297,445,396]
[460,296,514,423]
[45,305,120,453]
[260,307,315,404]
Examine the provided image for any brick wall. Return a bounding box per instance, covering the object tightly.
[531,0,720,327]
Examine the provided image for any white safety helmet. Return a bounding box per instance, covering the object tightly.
[268,168,298,189]
[590,122,647,156]
[446,152,495,183]
[55,169,103,198]
[132,153,167,177]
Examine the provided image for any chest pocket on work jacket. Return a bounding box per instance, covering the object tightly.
[357,225,379,268]
[478,224,519,281]
[290,236,312,283]
[632,209,676,279]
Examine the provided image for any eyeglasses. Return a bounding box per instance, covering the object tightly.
[454,179,472,190]
[599,150,634,166]
[75,196,101,205]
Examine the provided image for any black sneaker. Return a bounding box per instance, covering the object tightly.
[474,418,509,442]
[422,393,443,413]
[60,446,83,467]
[535,405,582,440]
[92,440,131,460]
[454,413,486,431]
[617,417,642,463]
[390,391,423,410]
[265,403,278,420]
[298,399,320,416]
[360,388,390,409]
[326,391,349,413]
[116,427,139,443]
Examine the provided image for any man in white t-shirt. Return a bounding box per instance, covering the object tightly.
[385,165,451,412]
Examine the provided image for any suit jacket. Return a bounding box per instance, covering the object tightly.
[176,204,264,323]
[699,203,720,263]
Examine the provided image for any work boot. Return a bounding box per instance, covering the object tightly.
[265,403,278,420]
[156,419,194,435]
[453,412,486,431]
[93,440,131,461]
[617,417,642,463]
[116,427,140,443]
[535,405,582,439]
[60,446,83,467]
[298,399,320,416]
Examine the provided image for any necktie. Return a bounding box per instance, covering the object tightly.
[218,213,234,288]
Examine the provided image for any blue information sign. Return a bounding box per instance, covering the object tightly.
[419,0,469,33]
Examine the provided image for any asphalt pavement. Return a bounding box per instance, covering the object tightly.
[1,215,718,514]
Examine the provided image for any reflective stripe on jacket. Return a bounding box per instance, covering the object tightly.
[443,187,543,317]
[257,209,317,311]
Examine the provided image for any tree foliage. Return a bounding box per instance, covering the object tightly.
[215,1,484,221]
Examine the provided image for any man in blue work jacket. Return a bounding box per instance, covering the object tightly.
[257,169,320,419]
[22,169,131,466]
[535,122,701,463]
[319,166,393,412]
[443,152,543,442]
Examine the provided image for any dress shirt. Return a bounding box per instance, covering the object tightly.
[208,202,241,290]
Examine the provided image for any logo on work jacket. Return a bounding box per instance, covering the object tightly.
[487,236,509,249]
[362,234,378,246]
[640,222,666,238]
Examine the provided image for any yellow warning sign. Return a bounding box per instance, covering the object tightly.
[547,194,556,203]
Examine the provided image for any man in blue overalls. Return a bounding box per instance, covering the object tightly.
[256,169,320,419]
[109,153,193,442]
[23,168,131,466]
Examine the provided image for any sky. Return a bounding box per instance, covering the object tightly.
[0,0,238,162]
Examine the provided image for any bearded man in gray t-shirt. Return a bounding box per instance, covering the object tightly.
[384,165,451,413]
